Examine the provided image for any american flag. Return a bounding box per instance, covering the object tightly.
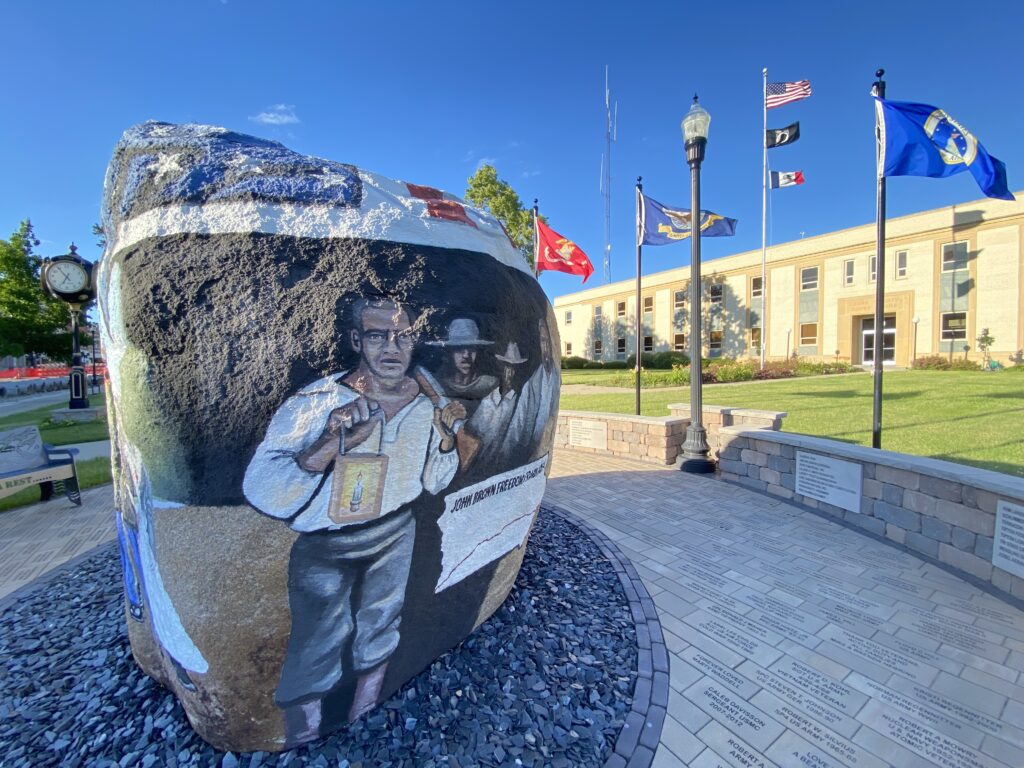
[766,80,812,109]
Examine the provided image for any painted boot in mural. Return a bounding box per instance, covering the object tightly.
[283,699,322,747]
[347,662,388,723]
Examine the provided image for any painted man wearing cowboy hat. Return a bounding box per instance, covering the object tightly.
[428,318,497,418]
[464,340,529,475]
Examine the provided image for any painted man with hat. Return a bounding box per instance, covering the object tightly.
[464,340,528,475]
[429,318,497,418]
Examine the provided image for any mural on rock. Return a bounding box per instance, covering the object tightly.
[97,122,560,751]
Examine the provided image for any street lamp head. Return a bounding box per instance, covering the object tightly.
[681,94,711,144]
[912,316,920,325]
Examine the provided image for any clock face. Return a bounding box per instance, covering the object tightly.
[46,260,89,294]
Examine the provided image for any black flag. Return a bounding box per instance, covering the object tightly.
[766,121,800,148]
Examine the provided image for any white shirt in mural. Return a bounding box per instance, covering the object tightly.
[243,373,458,532]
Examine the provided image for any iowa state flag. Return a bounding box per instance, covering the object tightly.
[535,219,594,282]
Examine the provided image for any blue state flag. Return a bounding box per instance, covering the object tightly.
[875,98,1014,201]
[638,193,737,246]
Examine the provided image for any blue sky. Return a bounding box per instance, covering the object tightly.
[3,0,1022,300]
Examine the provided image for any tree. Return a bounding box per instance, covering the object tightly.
[465,164,542,268]
[0,221,73,362]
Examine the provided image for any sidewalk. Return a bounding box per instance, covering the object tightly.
[2,448,1023,767]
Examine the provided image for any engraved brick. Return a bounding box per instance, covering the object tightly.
[974,535,993,560]
[951,525,976,552]
[938,543,993,581]
[903,489,936,515]
[873,501,920,532]
[919,475,962,502]
[875,465,919,490]
[905,532,939,558]
[740,449,768,467]
[921,516,951,542]
[885,523,906,544]
[759,467,781,486]
[863,478,883,500]
[933,499,994,536]
[881,483,904,506]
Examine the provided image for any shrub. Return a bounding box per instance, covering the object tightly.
[709,360,756,383]
[582,361,604,369]
[561,356,589,370]
[754,359,798,380]
[950,358,981,371]
[625,351,689,370]
[795,360,856,376]
[602,360,629,369]
[911,355,951,370]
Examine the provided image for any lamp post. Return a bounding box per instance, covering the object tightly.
[679,95,715,474]
[786,328,792,358]
[911,316,919,366]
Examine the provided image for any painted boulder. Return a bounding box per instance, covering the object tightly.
[97,122,560,751]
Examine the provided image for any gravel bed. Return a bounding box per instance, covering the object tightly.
[1,509,638,768]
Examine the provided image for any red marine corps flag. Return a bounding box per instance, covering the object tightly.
[534,218,595,282]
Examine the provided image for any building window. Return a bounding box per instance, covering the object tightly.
[617,337,626,354]
[709,284,723,304]
[565,342,572,355]
[800,323,818,346]
[643,336,654,352]
[800,266,819,291]
[709,330,723,353]
[941,312,967,340]
[751,277,763,298]
[750,327,762,354]
[942,242,969,272]
[594,305,603,319]
[673,333,686,351]
[844,259,854,286]
[565,311,572,326]
[594,339,602,355]
[616,301,626,317]
[643,296,653,314]
[674,290,686,309]
[869,255,877,283]
[895,250,908,279]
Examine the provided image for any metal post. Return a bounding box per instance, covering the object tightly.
[68,306,89,409]
[635,177,643,416]
[680,131,714,474]
[761,67,768,370]
[872,69,886,449]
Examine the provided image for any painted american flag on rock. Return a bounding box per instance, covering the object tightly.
[766,80,812,109]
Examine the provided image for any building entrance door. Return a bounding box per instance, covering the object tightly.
[862,317,895,365]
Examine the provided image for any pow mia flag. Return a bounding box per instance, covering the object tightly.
[766,121,800,148]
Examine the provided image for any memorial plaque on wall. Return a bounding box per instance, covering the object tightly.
[568,418,608,450]
[795,452,862,513]
[993,500,1024,578]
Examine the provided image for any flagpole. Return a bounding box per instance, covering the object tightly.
[761,67,768,370]
[533,199,540,279]
[635,177,643,416]
[871,69,886,449]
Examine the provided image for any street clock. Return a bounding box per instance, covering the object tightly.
[41,244,96,305]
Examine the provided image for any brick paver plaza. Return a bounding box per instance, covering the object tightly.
[3,448,1024,766]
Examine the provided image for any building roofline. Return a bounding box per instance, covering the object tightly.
[552,190,1024,306]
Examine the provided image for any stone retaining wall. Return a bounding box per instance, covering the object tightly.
[554,406,786,465]
[717,426,1024,601]
[666,404,787,457]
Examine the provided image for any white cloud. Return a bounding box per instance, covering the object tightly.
[521,169,541,178]
[249,104,300,126]
[475,156,497,171]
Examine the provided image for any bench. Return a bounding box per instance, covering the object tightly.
[0,426,81,505]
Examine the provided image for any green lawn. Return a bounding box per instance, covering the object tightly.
[0,391,109,445]
[0,456,113,513]
[561,370,1024,477]
[560,368,684,387]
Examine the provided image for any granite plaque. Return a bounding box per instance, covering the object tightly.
[567,418,608,450]
[795,451,862,513]
[993,500,1024,579]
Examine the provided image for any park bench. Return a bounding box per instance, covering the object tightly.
[0,425,81,506]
